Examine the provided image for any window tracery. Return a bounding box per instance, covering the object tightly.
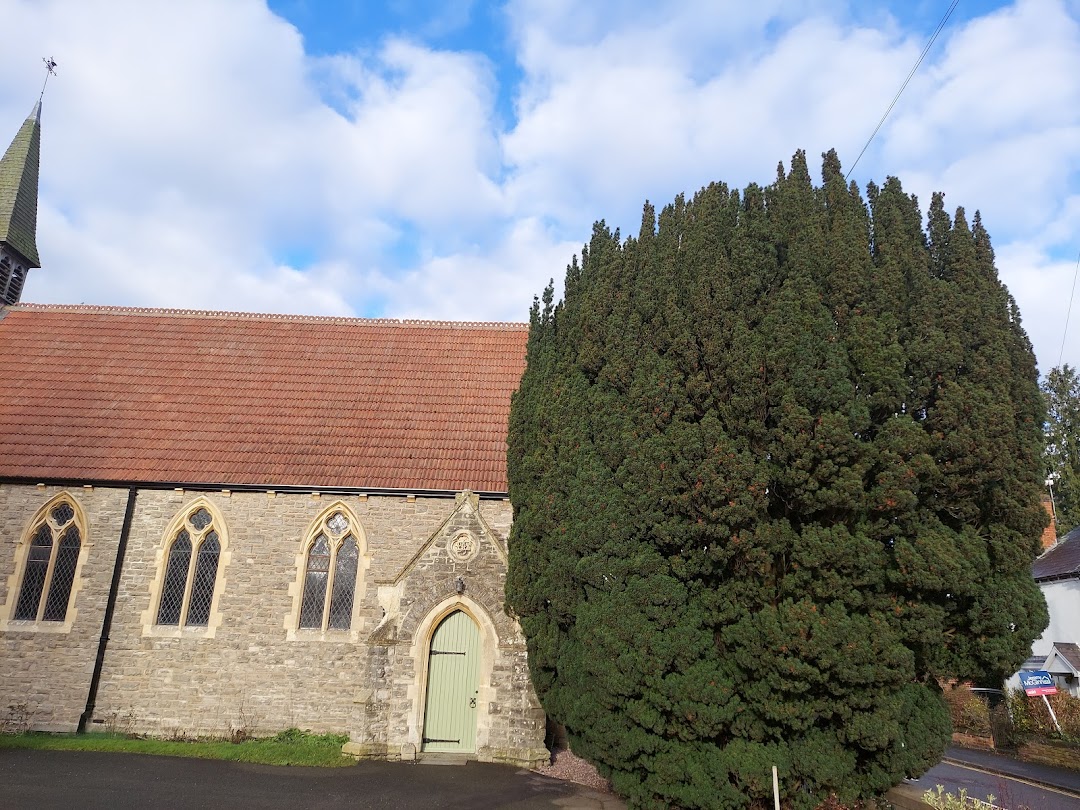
[155,506,221,629]
[297,509,360,632]
[5,495,84,628]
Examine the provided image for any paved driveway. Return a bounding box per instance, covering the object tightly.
[0,750,623,810]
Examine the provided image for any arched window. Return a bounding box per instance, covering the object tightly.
[9,498,83,624]
[156,505,221,628]
[298,509,360,631]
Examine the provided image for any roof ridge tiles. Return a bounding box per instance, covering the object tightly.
[8,302,529,329]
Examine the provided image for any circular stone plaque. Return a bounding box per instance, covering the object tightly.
[448,530,479,562]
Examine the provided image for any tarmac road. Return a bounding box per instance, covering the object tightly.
[6,745,1080,809]
[0,749,623,810]
[911,761,1080,809]
[907,746,1080,809]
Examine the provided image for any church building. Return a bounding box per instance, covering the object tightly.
[0,103,548,767]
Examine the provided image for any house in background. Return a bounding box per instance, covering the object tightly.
[1023,525,1080,696]
[0,104,547,766]
[1041,642,1080,698]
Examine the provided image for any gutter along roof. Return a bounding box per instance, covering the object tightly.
[0,305,528,493]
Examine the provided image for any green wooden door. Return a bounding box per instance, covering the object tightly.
[421,610,480,753]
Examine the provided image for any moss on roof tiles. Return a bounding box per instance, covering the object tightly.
[0,103,41,267]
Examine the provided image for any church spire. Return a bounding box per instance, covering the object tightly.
[0,101,42,305]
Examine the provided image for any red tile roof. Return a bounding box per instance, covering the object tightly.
[0,305,528,493]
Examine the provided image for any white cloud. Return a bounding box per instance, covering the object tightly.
[501,6,919,230]
[883,0,1080,239]
[0,0,1077,375]
[998,242,1080,373]
[499,0,1080,371]
[363,217,577,321]
[5,0,509,317]
[319,40,504,231]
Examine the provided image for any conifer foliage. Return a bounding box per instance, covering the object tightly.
[506,151,1048,809]
[1044,364,1080,536]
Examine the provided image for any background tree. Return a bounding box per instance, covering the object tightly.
[1044,364,1080,536]
[507,151,1048,809]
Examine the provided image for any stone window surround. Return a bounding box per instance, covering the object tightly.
[140,497,231,639]
[284,501,371,642]
[0,492,92,634]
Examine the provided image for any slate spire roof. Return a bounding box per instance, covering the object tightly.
[0,102,42,268]
[0,305,528,493]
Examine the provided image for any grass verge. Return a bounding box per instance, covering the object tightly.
[0,728,355,768]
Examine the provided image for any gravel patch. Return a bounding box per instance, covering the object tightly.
[532,747,613,793]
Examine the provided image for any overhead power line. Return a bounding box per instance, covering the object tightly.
[1060,248,1080,368]
[846,0,960,180]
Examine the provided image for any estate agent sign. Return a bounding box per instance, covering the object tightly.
[1018,670,1062,733]
[1019,670,1059,697]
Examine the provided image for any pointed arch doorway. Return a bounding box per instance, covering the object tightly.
[421,610,480,753]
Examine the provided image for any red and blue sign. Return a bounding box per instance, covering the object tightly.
[1019,670,1059,697]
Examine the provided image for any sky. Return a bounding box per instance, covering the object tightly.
[0,0,1077,375]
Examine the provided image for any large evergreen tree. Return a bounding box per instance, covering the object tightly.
[1044,364,1080,536]
[506,151,1048,809]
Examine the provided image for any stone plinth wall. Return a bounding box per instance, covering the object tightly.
[0,484,546,765]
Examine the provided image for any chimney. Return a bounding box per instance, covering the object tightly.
[1040,495,1057,550]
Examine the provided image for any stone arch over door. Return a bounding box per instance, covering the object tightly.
[406,595,499,757]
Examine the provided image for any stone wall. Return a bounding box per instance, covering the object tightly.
[0,483,546,766]
[0,485,128,731]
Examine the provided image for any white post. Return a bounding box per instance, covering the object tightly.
[1043,694,1063,734]
[772,765,780,810]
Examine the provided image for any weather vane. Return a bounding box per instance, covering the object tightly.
[40,57,58,100]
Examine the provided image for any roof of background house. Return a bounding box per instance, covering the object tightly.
[0,304,528,493]
[1020,654,1048,671]
[0,103,41,267]
[1048,642,1080,673]
[1032,525,1080,582]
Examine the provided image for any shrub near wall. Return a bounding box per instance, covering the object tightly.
[943,688,991,738]
[1007,688,1080,739]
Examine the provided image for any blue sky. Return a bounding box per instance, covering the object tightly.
[0,0,1077,373]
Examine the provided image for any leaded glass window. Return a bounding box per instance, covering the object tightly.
[328,537,359,630]
[157,532,191,625]
[299,535,330,629]
[11,498,83,623]
[190,508,212,530]
[155,505,223,629]
[187,533,219,627]
[297,511,361,632]
[43,528,81,622]
[14,526,52,620]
